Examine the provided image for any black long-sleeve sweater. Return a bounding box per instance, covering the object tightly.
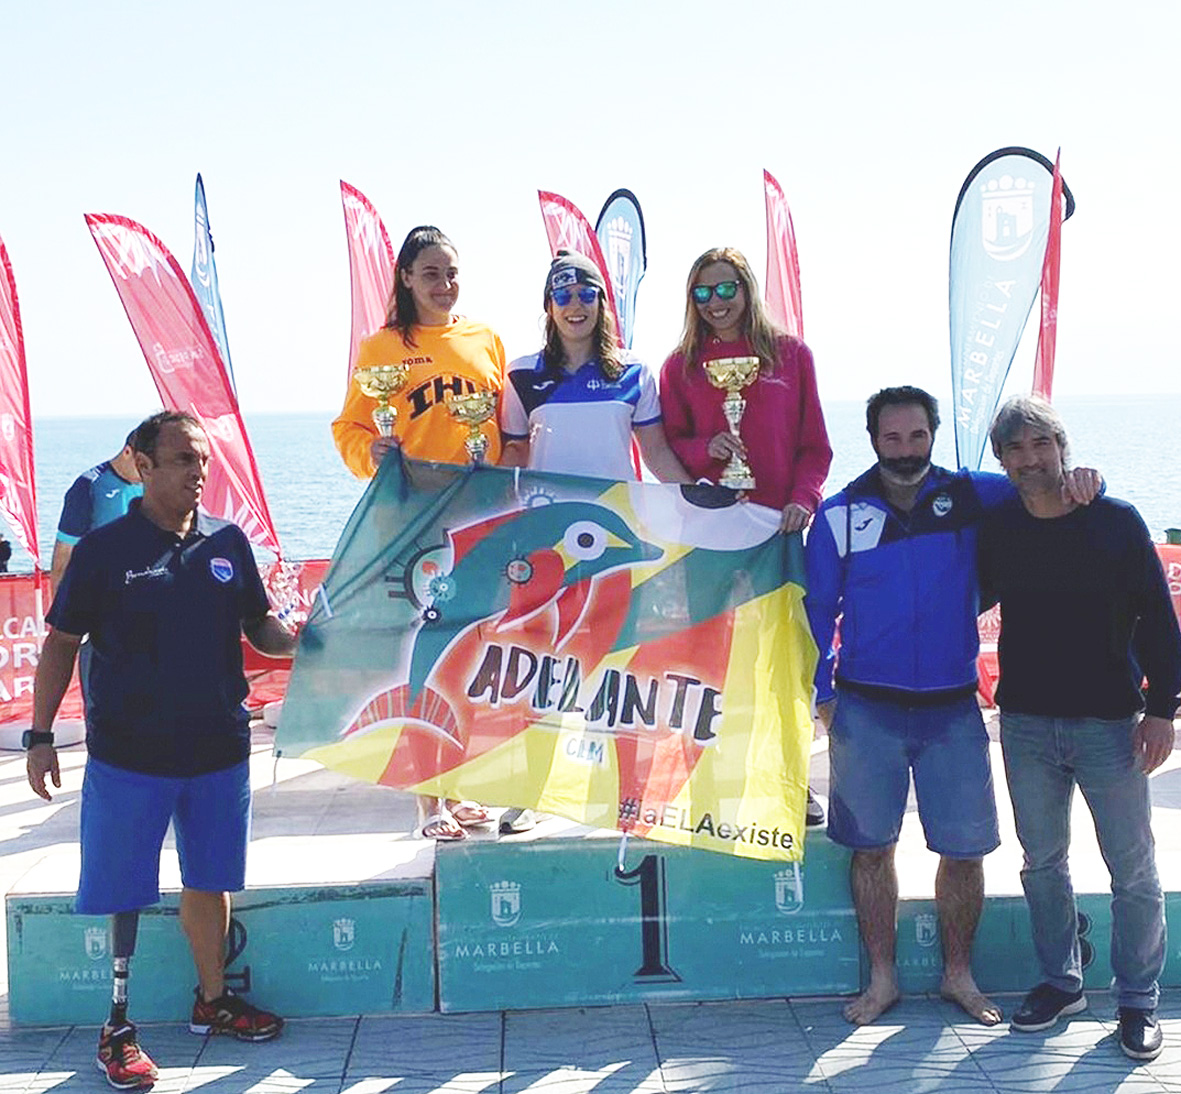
[978,495,1181,720]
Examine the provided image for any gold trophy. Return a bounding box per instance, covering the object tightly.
[353,363,411,436]
[444,389,498,464]
[703,355,760,490]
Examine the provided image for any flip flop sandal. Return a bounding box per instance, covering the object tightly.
[421,812,467,841]
[449,800,492,827]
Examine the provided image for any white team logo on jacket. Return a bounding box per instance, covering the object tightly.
[210,557,234,584]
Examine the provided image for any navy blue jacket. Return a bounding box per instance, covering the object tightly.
[804,465,1011,702]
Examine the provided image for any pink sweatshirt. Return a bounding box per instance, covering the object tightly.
[659,334,832,512]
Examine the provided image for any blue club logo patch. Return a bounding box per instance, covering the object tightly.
[210,557,234,584]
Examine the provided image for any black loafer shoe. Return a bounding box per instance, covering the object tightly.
[1117,1007,1162,1061]
[1010,983,1087,1032]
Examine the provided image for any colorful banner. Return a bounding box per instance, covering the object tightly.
[1032,152,1068,399]
[277,461,818,861]
[340,180,395,382]
[85,213,282,557]
[190,174,236,396]
[0,235,40,562]
[949,147,1072,470]
[594,189,647,349]
[762,169,805,339]
[537,190,622,333]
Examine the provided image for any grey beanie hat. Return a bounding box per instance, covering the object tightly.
[544,250,606,304]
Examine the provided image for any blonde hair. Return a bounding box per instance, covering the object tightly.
[673,247,782,376]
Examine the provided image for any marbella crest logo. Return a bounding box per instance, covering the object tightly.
[332,917,356,952]
[915,913,939,948]
[84,926,108,961]
[979,174,1037,262]
[210,557,234,584]
[490,881,521,928]
[774,867,804,916]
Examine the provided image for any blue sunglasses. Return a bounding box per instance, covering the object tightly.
[552,286,600,306]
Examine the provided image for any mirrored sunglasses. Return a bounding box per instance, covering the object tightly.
[692,280,740,303]
[552,286,600,306]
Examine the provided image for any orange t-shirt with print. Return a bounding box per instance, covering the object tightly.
[332,318,506,478]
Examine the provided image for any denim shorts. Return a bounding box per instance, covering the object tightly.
[827,689,999,857]
[76,756,251,915]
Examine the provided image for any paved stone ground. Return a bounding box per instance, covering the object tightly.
[3,996,1181,1092]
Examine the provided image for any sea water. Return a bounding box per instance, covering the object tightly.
[13,394,1181,571]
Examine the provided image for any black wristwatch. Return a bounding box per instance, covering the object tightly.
[22,730,54,749]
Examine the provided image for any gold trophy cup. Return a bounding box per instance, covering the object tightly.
[703,355,760,490]
[353,363,411,436]
[444,389,498,464]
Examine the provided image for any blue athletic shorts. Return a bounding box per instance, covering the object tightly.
[76,756,251,915]
[826,689,999,858]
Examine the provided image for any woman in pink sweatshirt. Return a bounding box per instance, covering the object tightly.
[659,246,831,532]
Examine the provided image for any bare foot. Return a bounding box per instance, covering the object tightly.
[941,973,1002,1026]
[844,980,900,1024]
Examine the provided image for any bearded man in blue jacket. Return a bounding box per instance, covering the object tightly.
[804,386,1099,1027]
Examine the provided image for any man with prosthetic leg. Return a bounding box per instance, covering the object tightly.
[27,412,296,1088]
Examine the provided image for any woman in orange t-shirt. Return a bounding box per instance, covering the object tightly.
[332,225,506,842]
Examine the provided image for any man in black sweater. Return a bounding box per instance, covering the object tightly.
[980,395,1181,1062]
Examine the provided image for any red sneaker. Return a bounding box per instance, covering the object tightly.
[95,1022,158,1089]
[189,988,284,1042]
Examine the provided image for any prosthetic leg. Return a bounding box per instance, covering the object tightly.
[108,910,138,1027]
[96,911,158,1089]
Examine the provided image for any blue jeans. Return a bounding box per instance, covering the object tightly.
[1000,712,1164,1009]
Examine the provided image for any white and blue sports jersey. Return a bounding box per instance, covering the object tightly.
[500,351,662,480]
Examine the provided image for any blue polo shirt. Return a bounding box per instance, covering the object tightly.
[47,500,269,776]
[56,461,143,545]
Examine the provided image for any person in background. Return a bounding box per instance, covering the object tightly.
[660,246,832,826]
[332,225,504,841]
[980,395,1178,1061]
[27,411,295,1089]
[51,429,144,704]
[51,429,142,592]
[0,534,10,572]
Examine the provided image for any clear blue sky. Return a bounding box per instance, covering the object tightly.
[2,0,1177,419]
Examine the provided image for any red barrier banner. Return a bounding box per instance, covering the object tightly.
[85,213,282,557]
[340,181,395,384]
[0,237,40,561]
[763,169,805,340]
[1032,152,1065,400]
[0,572,83,727]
